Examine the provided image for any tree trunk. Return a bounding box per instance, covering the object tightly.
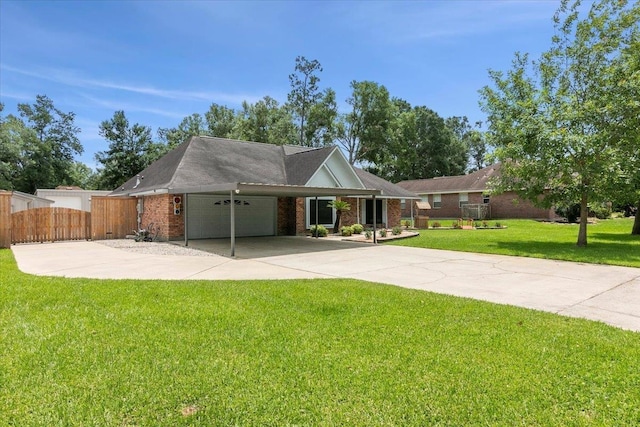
[577,192,588,247]
[633,200,640,235]
[334,211,341,234]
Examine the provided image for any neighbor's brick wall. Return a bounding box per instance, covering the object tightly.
[403,191,555,220]
[490,192,555,220]
[141,194,184,241]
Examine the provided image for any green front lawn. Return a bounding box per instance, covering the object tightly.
[2,250,639,426]
[390,218,640,268]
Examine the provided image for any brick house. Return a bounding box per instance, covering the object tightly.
[112,136,418,245]
[396,164,556,220]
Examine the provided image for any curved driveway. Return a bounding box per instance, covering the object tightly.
[11,239,640,333]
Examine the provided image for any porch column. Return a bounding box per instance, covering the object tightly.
[230,190,236,257]
[372,195,377,244]
[410,199,414,228]
[314,196,319,238]
[184,193,189,247]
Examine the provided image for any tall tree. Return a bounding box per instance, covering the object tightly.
[0,104,28,191]
[95,111,162,190]
[205,103,238,138]
[234,97,296,145]
[287,56,324,146]
[480,0,639,246]
[304,88,338,147]
[387,106,466,182]
[336,80,393,165]
[157,113,207,149]
[13,95,82,193]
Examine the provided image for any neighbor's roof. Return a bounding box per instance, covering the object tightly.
[112,136,418,199]
[396,164,501,194]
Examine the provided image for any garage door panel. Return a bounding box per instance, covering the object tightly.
[187,195,275,238]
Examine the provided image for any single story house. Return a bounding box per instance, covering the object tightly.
[35,187,112,212]
[9,190,54,213]
[396,164,556,220]
[112,136,419,250]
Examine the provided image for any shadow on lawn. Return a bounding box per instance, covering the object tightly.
[494,239,640,267]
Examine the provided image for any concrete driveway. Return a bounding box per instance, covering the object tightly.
[10,238,640,333]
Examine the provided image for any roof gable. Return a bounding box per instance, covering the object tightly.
[305,148,364,189]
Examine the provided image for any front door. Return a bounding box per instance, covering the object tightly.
[365,199,383,226]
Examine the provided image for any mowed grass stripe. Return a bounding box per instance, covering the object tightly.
[1,250,639,426]
[389,218,640,268]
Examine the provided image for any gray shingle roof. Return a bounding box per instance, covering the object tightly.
[112,136,418,199]
[395,164,501,194]
[355,168,420,199]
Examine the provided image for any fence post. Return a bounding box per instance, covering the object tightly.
[0,191,12,248]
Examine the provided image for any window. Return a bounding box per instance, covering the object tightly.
[459,193,468,208]
[483,194,490,204]
[400,199,406,210]
[365,199,384,225]
[432,194,441,208]
[306,197,335,228]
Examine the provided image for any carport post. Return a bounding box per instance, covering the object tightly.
[410,200,414,228]
[184,193,189,247]
[373,195,377,244]
[230,190,236,257]
[314,196,319,238]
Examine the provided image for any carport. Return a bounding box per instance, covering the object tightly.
[175,182,382,257]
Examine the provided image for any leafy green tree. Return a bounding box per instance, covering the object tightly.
[445,116,487,172]
[234,97,296,145]
[388,106,466,182]
[95,111,163,190]
[64,161,100,190]
[205,103,238,138]
[12,95,83,193]
[304,88,338,147]
[336,80,393,165]
[157,113,207,149]
[480,0,639,246]
[287,56,324,146]
[0,104,28,190]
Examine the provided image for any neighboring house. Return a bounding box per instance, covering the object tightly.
[35,187,112,212]
[10,191,54,213]
[111,136,419,242]
[396,164,556,220]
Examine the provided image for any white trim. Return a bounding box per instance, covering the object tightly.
[360,198,387,225]
[305,147,366,189]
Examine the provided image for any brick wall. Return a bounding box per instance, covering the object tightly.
[490,192,555,219]
[295,197,307,235]
[401,191,555,220]
[387,199,401,228]
[277,197,297,236]
[141,194,184,241]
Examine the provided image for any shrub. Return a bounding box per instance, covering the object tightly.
[364,229,373,239]
[495,222,502,228]
[401,220,411,228]
[432,222,442,228]
[341,225,353,236]
[379,228,388,238]
[392,226,402,235]
[310,225,328,237]
[590,204,612,219]
[474,221,481,228]
[482,220,489,228]
[351,223,364,234]
[452,221,462,229]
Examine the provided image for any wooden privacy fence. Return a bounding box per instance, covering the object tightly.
[90,196,137,240]
[0,193,138,247]
[11,207,91,244]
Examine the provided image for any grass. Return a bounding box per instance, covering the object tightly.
[2,250,640,426]
[390,218,640,268]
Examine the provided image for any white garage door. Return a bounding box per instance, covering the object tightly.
[187,195,276,239]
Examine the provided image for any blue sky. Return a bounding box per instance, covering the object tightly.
[1,0,564,169]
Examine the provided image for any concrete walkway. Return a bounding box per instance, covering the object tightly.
[10,239,640,333]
